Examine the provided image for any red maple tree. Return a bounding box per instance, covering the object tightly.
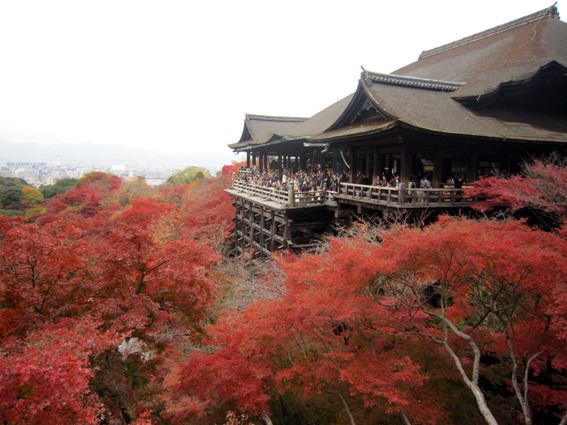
[0,173,228,424]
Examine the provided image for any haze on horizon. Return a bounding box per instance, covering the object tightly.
[0,0,562,166]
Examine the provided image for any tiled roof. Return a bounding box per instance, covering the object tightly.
[419,5,559,59]
[230,6,567,150]
[361,70,464,92]
[245,114,308,123]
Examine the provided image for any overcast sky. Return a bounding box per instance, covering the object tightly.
[0,0,563,164]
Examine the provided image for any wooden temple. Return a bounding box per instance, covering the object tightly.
[227,6,567,254]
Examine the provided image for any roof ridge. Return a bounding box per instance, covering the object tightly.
[419,4,559,60]
[245,113,308,122]
[361,70,465,92]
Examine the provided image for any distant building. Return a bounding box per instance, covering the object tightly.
[110,164,126,172]
[14,168,39,183]
[0,166,12,177]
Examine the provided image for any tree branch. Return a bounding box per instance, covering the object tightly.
[401,410,413,425]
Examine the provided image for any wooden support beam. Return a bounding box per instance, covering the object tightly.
[400,145,411,184]
[284,216,291,248]
[332,149,339,174]
[433,151,443,188]
[468,151,478,182]
[260,206,265,248]
[270,210,276,251]
[350,148,356,182]
[230,194,330,255]
[376,148,383,178]
[249,201,254,246]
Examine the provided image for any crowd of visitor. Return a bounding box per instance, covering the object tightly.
[236,166,464,193]
[237,167,347,192]
[235,165,470,196]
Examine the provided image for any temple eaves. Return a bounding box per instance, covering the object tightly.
[361,70,465,92]
[245,113,308,123]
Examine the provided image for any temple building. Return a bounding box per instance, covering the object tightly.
[227,6,567,254]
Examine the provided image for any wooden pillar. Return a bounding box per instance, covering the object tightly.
[502,158,511,177]
[234,199,240,251]
[376,150,384,178]
[249,205,254,246]
[284,216,291,248]
[332,149,339,174]
[246,152,250,168]
[350,148,357,182]
[400,146,412,185]
[288,185,295,207]
[433,152,443,188]
[251,152,256,169]
[373,147,380,182]
[269,210,276,251]
[468,151,478,183]
[259,206,265,248]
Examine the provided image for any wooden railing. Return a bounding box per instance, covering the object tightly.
[231,176,477,209]
[337,182,477,207]
[231,179,330,207]
[232,180,289,203]
[236,169,254,178]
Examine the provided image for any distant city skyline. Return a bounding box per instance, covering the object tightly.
[0,156,209,189]
[0,0,563,166]
[0,140,230,169]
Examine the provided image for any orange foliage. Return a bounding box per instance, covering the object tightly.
[177,217,567,424]
[0,167,236,424]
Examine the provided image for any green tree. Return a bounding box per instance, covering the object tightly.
[21,185,44,206]
[39,178,79,199]
[167,166,210,184]
[0,177,27,211]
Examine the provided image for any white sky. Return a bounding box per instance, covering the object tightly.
[0,0,563,164]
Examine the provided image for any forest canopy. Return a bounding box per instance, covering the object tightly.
[167,166,211,184]
[0,160,565,425]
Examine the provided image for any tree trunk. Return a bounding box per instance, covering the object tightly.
[465,380,500,425]
[401,410,412,425]
[261,411,274,425]
[436,313,500,425]
[337,392,357,425]
[505,329,540,425]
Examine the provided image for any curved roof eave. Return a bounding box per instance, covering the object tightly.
[452,60,567,105]
[397,121,567,144]
[324,80,398,132]
[308,121,399,143]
